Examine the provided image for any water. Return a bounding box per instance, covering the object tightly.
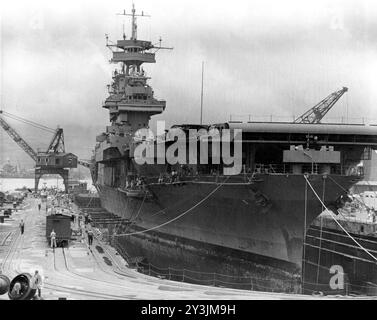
[0,178,95,193]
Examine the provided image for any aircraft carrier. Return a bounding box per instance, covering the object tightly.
[89,6,377,294]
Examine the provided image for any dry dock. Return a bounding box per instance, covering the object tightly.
[0,196,375,300]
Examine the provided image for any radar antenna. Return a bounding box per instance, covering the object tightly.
[117,3,150,40]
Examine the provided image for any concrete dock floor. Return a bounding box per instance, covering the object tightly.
[0,197,375,300]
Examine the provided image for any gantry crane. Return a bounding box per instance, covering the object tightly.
[0,110,79,192]
[293,87,348,124]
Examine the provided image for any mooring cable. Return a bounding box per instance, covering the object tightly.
[304,175,377,262]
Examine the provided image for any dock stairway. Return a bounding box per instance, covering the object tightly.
[80,208,130,226]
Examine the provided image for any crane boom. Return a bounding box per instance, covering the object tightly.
[78,159,91,168]
[47,128,65,153]
[0,111,38,161]
[293,87,348,124]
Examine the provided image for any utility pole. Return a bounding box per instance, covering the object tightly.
[200,61,204,125]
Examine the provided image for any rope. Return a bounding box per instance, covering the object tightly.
[1,111,55,133]
[114,177,229,237]
[302,177,308,293]
[304,175,377,262]
[86,194,94,207]
[129,192,147,223]
[315,177,326,285]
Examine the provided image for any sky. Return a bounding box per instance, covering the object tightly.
[1,0,377,168]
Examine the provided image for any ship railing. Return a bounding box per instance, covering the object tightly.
[252,163,319,175]
[229,114,377,125]
[253,163,288,175]
[253,163,364,176]
[133,259,377,296]
[120,99,166,104]
[122,256,377,295]
[134,260,301,294]
[140,163,364,187]
[336,215,377,224]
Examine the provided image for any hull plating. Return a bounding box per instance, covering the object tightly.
[96,174,356,291]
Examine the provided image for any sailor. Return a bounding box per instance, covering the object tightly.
[19,219,25,235]
[139,177,145,189]
[87,228,94,246]
[50,229,57,249]
[171,170,177,182]
[30,270,42,299]
[78,215,82,228]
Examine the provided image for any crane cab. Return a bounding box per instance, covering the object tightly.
[36,152,78,169]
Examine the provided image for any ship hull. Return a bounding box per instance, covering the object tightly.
[95,173,356,292]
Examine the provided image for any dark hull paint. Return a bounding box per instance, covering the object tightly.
[96,173,357,292]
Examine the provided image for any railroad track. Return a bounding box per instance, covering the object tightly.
[0,231,21,275]
[62,247,132,287]
[1,204,33,276]
[1,200,128,300]
[45,247,134,300]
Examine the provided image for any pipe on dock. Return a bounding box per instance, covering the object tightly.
[8,273,36,300]
[0,275,10,295]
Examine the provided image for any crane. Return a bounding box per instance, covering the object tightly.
[293,87,348,124]
[0,112,38,161]
[0,110,81,192]
[46,127,65,153]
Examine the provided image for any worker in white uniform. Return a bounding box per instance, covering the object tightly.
[50,229,57,249]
